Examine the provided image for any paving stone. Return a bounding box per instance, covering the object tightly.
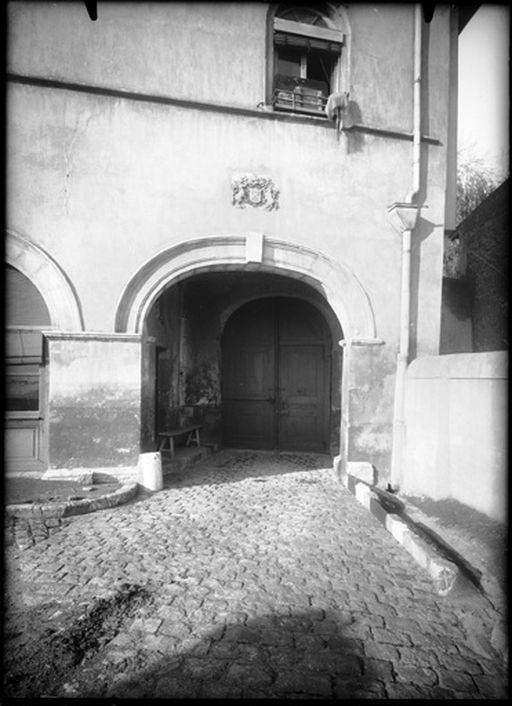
[154,675,198,698]
[274,671,333,697]
[397,645,440,668]
[142,617,162,634]
[393,664,438,686]
[437,667,479,693]
[181,656,227,680]
[178,636,212,655]
[333,677,383,699]
[472,673,509,699]
[435,650,484,674]
[371,626,413,646]
[363,657,395,683]
[383,615,421,633]
[385,682,448,699]
[225,662,273,687]
[352,612,385,629]
[158,618,192,639]
[364,640,400,662]
[198,681,243,698]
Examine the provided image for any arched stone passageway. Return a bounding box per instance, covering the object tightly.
[116,236,382,471]
[140,269,345,456]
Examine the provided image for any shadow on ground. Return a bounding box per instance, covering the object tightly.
[12,607,390,699]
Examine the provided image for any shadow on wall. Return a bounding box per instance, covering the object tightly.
[344,100,365,154]
[82,610,387,699]
[409,216,436,360]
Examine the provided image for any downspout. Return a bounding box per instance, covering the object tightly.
[407,3,422,205]
[389,4,422,490]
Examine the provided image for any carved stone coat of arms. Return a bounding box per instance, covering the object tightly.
[232,174,279,211]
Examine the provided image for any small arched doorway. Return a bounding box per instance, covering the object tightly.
[222,297,331,451]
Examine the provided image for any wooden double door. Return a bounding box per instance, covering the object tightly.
[222,297,330,451]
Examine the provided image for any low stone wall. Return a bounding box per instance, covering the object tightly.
[5,483,139,550]
[402,351,507,522]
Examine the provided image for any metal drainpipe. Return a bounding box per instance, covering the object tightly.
[389,4,422,490]
[407,3,422,204]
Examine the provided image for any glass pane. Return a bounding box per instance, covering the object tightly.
[5,330,44,361]
[6,367,40,411]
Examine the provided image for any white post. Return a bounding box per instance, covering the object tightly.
[138,451,163,491]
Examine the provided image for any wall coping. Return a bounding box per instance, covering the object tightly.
[407,351,508,380]
[43,331,142,343]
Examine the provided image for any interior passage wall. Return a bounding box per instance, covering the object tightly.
[402,352,507,522]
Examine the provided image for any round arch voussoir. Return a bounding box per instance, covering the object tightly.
[115,236,376,340]
[6,231,84,331]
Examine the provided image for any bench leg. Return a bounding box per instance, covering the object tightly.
[158,436,175,458]
[186,429,200,448]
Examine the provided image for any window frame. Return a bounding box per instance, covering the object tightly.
[267,7,345,117]
[5,326,49,420]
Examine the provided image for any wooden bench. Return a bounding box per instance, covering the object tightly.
[157,424,202,458]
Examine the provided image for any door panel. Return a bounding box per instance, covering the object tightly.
[5,419,45,471]
[222,345,275,448]
[222,297,329,451]
[223,346,273,399]
[222,400,275,449]
[278,344,326,450]
[222,302,275,448]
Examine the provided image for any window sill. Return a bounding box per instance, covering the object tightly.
[6,411,42,421]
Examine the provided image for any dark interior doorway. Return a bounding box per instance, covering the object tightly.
[221,297,331,451]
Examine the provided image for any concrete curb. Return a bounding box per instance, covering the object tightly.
[5,481,139,550]
[6,482,139,520]
[342,472,460,595]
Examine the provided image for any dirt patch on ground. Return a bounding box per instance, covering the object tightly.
[3,583,152,698]
[5,477,121,505]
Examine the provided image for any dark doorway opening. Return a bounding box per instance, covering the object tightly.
[221,297,331,451]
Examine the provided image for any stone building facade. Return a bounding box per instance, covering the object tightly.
[6,2,458,486]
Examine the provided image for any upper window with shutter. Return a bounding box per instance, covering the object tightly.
[270,5,344,116]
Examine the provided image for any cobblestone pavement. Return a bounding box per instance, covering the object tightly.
[4,451,508,699]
